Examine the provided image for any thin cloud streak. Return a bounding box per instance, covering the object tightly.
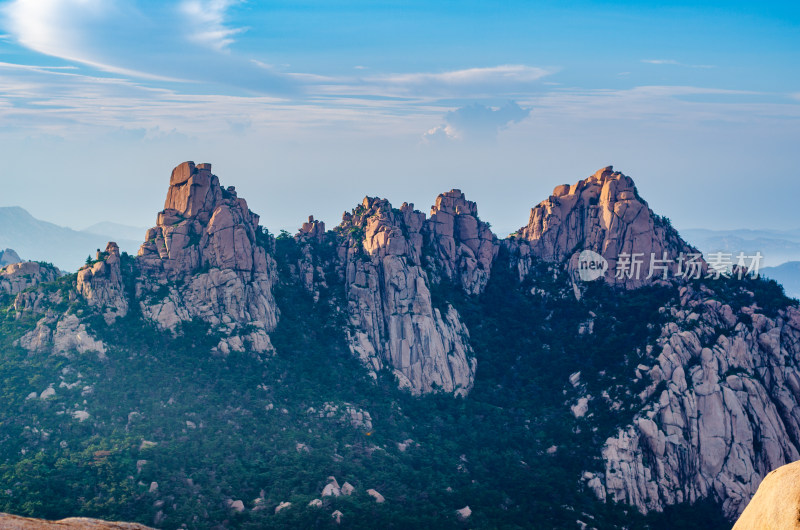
[641,59,715,69]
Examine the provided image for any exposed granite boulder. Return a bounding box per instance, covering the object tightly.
[335,197,475,396]
[136,162,279,353]
[508,166,702,288]
[0,512,153,529]
[584,285,800,518]
[17,312,107,358]
[733,460,800,529]
[1,260,59,295]
[76,242,128,322]
[424,189,498,295]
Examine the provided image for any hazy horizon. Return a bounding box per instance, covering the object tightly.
[0,0,798,234]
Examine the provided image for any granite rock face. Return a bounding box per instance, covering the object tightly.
[136,162,279,354]
[335,197,476,395]
[424,189,498,295]
[17,312,107,358]
[733,459,800,529]
[1,260,59,295]
[508,166,702,288]
[76,242,128,322]
[583,285,800,518]
[0,511,154,529]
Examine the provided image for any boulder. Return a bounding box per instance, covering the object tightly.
[366,489,385,503]
[733,460,800,529]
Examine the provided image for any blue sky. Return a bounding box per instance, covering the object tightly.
[0,0,798,236]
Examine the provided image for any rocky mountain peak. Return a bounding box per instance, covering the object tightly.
[298,215,326,242]
[76,242,127,323]
[511,165,701,288]
[334,196,475,395]
[425,189,497,295]
[135,162,278,353]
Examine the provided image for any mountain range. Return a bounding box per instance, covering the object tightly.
[0,162,795,529]
[0,207,144,272]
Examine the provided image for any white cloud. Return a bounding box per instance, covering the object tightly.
[642,59,680,65]
[424,101,531,142]
[0,0,277,87]
[641,59,715,69]
[382,65,550,85]
[298,65,554,100]
[179,0,245,51]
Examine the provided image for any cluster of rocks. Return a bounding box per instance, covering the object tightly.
[77,242,128,323]
[15,161,800,522]
[334,196,476,395]
[583,284,800,518]
[423,189,498,295]
[0,260,59,296]
[507,166,702,288]
[136,162,279,354]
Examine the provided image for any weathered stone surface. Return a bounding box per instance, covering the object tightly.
[733,460,800,529]
[137,162,279,353]
[1,260,59,295]
[336,197,476,396]
[76,242,128,322]
[424,190,498,295]
[0,511,153,529]
[17,312,106,358]
[366,489,385,503]
[584,285,800,518]
[507,166,703,288]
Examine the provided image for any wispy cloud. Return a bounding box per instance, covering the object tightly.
[179,0,246,51]
[642,59,715,69]
[0,0,290,91]
[297,65,554,100]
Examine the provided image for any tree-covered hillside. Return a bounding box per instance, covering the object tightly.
[0,241,746,529]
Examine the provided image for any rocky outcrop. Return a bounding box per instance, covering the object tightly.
[583,285,800,518]
[17,312,107,358]
[424,189,498,295]
[1,261,59,295]
[136,162,279,353]
[0,248,22,266]
[733,460,800,529]
[0,511,153,529]
[76,242,128,322]
[336,197,476,395]
[508,166,702,288]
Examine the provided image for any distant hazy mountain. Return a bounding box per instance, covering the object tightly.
[0,249,22,266]
[82,221,148,242]
[0,207,141,272]
[680,227,800,268]
[762,261,800,299]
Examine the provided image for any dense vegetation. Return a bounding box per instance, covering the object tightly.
[1,242,778,528]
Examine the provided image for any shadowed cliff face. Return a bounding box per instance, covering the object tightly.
[7,161,800,524]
